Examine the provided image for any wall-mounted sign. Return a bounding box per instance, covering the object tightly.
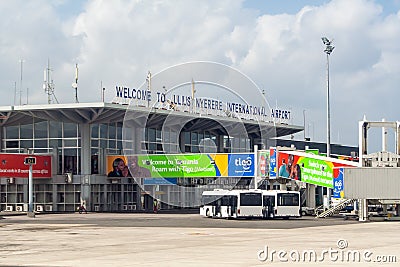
[0,154,52,178]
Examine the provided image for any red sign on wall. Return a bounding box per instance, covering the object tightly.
[0,154,52,178]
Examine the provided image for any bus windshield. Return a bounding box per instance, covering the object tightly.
[240,193,262,206]
[277,193,299,206]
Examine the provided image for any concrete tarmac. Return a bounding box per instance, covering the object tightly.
[0,213,399,266]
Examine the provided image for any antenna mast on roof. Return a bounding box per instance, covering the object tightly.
[43,59,59,104]
[72,63,79,103]
[146,71,152,91]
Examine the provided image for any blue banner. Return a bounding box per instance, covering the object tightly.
[228,154,254,177]
[333,168,344,198]
[269,148,277,178]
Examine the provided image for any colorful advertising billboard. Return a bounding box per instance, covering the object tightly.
[333,167,345,198]
[277,151,358,188]
[106,153,254,178]
[258,151,269,177]
[0,153,52,178]
[269,148,277,179]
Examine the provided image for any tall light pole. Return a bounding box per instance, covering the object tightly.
[322,36,334,204]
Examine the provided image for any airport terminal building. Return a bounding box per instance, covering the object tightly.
[0,101,308,212]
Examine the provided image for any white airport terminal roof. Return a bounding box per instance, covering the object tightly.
[0,102,303,138]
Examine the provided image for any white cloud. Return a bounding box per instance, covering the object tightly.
[0,0,399,151]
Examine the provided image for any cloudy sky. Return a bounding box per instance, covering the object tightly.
[1,0,399,152]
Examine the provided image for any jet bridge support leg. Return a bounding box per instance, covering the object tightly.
[358,199,369,222]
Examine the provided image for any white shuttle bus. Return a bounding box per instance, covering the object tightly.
[262,190,301,219]
[200,189,263,218]
[200,189,231,218]
[200,189,301,219]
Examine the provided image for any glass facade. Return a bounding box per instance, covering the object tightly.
[3,120,81,175]
[0,116,255,212]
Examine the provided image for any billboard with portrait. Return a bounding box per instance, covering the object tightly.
[258,151,269,177]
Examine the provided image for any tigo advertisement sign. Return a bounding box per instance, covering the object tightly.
[333,168,345,198]
[227,154,254,177]
[269,148,277,179]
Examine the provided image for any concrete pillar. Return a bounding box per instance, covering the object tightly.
[0,126,2,151]
[306,184,316,208]
[279,180,287,190]
[134,127,143,154]
[217,135,225,153]
[134,127,144,207]
[80,124,91,210]
[358,199,369,222]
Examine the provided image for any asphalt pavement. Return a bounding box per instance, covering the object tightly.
[0,212,399,266]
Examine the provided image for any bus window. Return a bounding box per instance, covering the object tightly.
[278,193,299,206]
[240,193,262,206]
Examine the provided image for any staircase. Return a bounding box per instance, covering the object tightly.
[316,199,356,218]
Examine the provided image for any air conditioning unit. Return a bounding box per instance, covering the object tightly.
[36,205,44,212]
[94,205,100,212]
[5,205,13,211]
[123,205,128,210]
[16,206,23,212]
[128,205,136,210]
[45,205,53,212]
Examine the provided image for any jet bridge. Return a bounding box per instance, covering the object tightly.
[348,119,400,221]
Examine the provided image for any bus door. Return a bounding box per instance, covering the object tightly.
[263,195,275,218]
[214,198,222,217]
[229,195,238,217]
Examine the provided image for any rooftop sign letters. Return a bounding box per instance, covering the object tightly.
[114,86,291,123]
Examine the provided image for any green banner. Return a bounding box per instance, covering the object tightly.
[131,154,220,178]
[297,157,335,188]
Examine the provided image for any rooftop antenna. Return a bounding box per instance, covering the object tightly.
[19,59,25,106]
[101,81,106,102]
[13,81,16,105]
[43,59,59,104]
[146,71,152,91]
[72,63,79,103]
[146,71,151,107]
